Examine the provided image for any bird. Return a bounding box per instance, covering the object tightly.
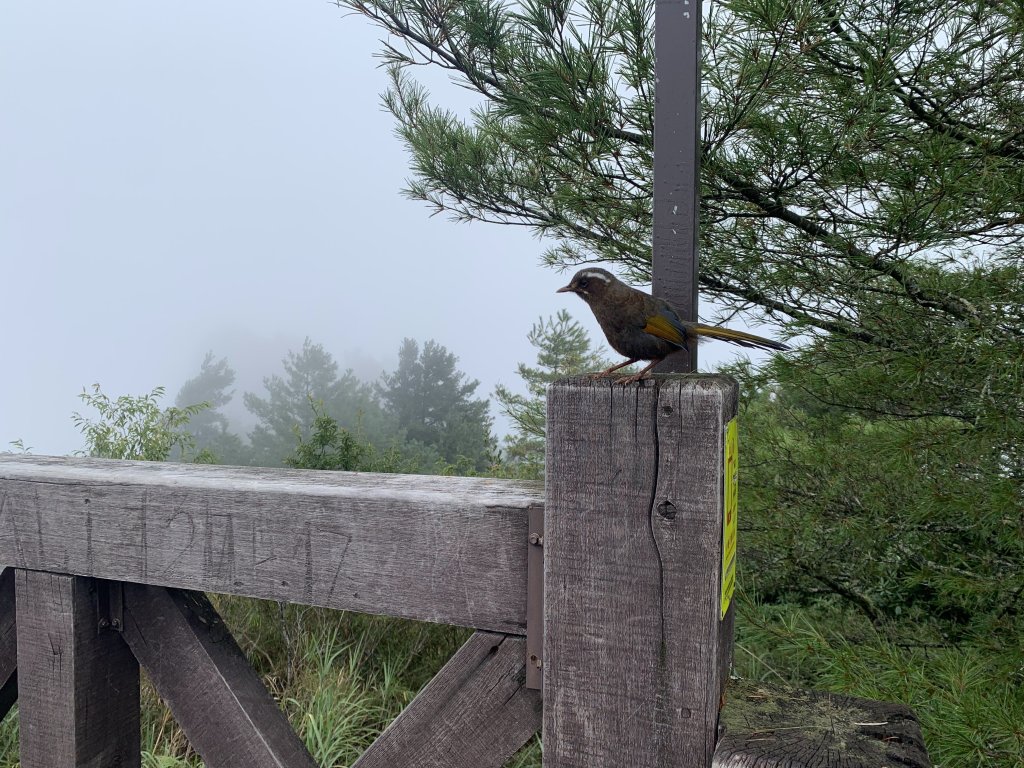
[557,268,789,384]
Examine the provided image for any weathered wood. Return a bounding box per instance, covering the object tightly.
[714,679,932,768]
[544,375,737,768]
[0,455,542,633]
[354,631,541,768]
[0,568,18,720]
[121,583,318,768]
[652,0,703,373]
[15,570,140,768]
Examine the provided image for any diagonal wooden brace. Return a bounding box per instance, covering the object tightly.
[355,631,541,768]
[120,584,318,768]
[0,568,17,720]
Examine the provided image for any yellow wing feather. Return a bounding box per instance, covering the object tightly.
[642,313,688,346]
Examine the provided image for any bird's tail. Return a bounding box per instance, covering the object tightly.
[689,323,789,351]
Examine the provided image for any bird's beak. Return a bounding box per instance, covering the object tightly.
[556,284,573,294]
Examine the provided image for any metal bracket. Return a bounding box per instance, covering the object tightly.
[96,579,124,633]
[525,503,544,691]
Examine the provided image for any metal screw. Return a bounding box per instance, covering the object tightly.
[529,532,543,546]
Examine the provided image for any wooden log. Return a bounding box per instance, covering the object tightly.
[120,583,318,768]
[354,631,541,768]
[713,679,931,767]
[15,570,140,768]
[0,568,18,720]
[0,455,542,633]
[544,376,737,768]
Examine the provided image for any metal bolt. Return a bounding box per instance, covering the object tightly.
[529,532,543,546]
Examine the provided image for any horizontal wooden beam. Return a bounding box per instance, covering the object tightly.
[0,456,542,634]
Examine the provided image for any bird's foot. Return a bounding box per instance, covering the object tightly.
[614,371,652,386]
[589,359,640,381]
[613,359,660,385]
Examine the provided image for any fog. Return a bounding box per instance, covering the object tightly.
[2,1,758,457]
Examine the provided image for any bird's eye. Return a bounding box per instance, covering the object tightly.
[578,278,589,288]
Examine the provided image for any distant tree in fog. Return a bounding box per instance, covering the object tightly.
[377,339,495,470]
[244,339,391,467]
[175,352,246,464]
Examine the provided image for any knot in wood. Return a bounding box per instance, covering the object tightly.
[657,500,677,520]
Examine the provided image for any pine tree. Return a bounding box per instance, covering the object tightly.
[377,339,495,470]
[244,339,388,467]
[174,352,245,464]
[334,3,1024,760]
[494,311,611,476]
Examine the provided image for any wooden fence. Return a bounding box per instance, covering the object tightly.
[0,377,929,767]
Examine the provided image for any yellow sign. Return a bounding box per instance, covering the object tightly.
[721,418,738,619]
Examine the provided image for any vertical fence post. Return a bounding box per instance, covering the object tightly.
[16,571,140,768]
[544,376,736,768]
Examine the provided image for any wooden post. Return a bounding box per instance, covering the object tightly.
[15,570,140,768]
[544,376,737,768]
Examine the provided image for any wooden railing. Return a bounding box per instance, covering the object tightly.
[0,377,930,768]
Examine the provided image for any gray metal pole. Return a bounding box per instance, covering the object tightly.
[652,0,702,373]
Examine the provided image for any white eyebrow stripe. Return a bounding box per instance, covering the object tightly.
[579,270,611,283]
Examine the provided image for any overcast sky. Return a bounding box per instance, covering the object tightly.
[2,1,761,457]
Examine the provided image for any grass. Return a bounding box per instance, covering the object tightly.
[733,596,1024,768]
[147,595,476,767]
[0,595,480,768]
[0,589,1018,766]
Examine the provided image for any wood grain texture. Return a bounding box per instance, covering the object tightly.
[15,570,140,768]
[0,568,18,720]
[354,631,541,768]
[121,584,317,768]
[714,679,931,768]
[544,375,736,768]
[0,455,542,633]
